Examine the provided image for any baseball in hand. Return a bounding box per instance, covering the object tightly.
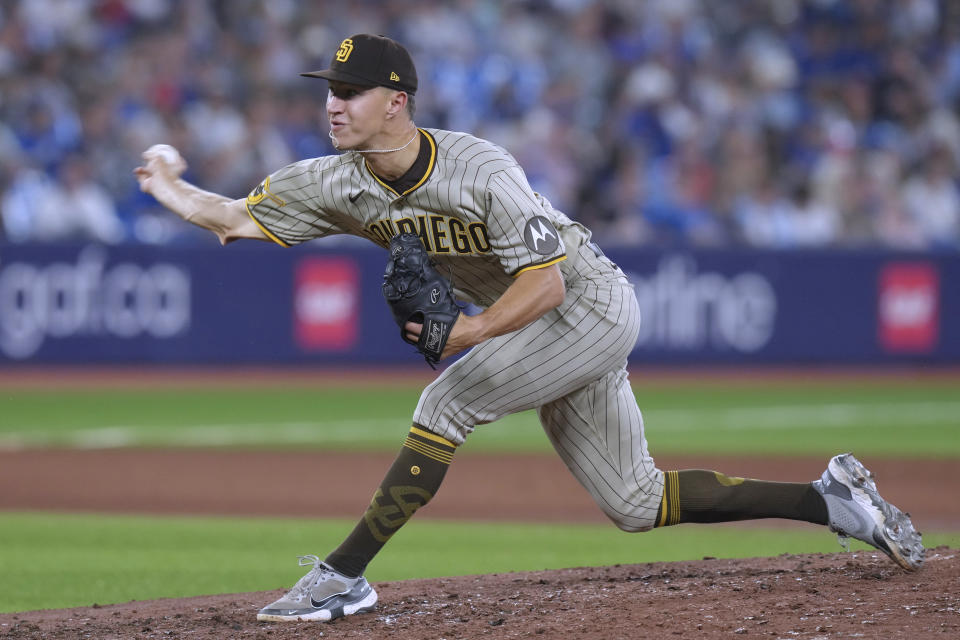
[143,144,187,176]
[146,144,181,165]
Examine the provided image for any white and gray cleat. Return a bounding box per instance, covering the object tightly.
[257,555,378,622]
[813,453,924,571]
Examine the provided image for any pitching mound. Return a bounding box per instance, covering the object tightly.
[3,548,957,639]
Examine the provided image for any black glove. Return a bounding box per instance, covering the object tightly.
[382,233,460,367]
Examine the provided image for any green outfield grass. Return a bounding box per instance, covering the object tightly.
[1,378,958,456]
[1,511,958,614]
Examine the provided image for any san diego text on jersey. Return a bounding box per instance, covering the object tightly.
[363,213,491,255]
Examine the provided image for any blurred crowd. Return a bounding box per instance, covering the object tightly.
[0,0,958,250]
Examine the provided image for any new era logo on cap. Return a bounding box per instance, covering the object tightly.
[301,34,418,94]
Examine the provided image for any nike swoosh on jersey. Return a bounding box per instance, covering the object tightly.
[349,190,365,203]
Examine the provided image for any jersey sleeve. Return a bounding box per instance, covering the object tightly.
[245,158,346,247]
[485,165,567,276]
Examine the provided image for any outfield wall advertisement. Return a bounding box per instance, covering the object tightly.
[0,243,955,365]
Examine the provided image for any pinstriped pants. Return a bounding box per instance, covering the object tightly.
[413,268,665,532]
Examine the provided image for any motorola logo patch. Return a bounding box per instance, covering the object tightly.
[522,216,559,255]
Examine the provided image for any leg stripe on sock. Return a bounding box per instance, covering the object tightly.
[404,427,456,464]
[403,437,454,464]
[658,470,680,527]
[670,470,680,524]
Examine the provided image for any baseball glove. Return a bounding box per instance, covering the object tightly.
[382,233,460,367]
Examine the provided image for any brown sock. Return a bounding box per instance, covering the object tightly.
[324,426,456,577]
[655,469,828,527]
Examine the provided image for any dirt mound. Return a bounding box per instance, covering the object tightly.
[2,548,956,640]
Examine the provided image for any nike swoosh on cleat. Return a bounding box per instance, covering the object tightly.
[310,590,351,608]
[349,190,365,203]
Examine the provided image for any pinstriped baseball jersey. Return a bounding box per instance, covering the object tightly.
[245,126,664,530]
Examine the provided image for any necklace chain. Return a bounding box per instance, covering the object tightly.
[358,130,419,154]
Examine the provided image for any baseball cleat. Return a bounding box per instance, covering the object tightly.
[257,555,377,622]
[813,453,924,571]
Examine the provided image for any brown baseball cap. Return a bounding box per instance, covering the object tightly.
[301,34,418,95]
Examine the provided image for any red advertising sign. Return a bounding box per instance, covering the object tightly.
[293,258,359,350]
[877,263,939,353]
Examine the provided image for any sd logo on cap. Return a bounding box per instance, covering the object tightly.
[301,34,418,95]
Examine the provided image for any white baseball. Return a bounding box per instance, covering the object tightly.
[147,144,182,165]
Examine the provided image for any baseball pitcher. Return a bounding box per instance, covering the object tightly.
[134,34,923,624]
